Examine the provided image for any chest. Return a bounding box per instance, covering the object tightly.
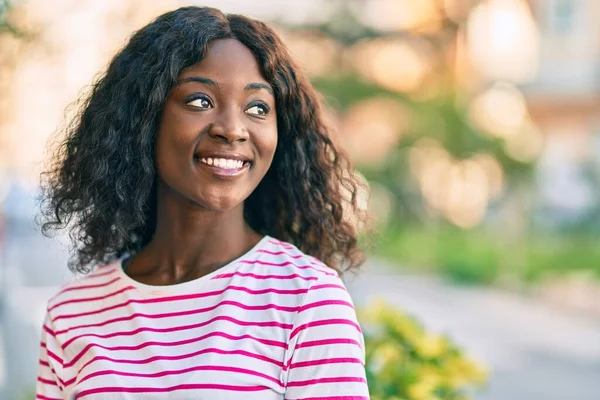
[55,291,295,399]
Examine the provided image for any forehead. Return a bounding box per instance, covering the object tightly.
[179,38,268,84]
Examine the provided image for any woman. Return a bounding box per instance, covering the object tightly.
[36,6,369,400]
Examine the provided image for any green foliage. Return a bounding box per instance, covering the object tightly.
[376,224,600,284]
[0,0,17,35]
[359,301,487,400]
[0,0,27,37]
[522,234,600,282]
[312,75,413,111]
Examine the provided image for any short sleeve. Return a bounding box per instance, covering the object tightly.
[36,311,65,400]
[282,274,370,400]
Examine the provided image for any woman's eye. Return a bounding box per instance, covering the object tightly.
[187,96,212,109]
[245,104,269,117]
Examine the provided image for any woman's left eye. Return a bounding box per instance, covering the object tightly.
[245,104,269,117]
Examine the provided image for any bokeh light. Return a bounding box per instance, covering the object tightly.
[348,38,432,93]
[342,97,409,165]
[467,0,540,83]
[469,81,529,138]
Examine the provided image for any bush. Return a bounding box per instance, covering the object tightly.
[359,300,488,400]
[376,224,600,285]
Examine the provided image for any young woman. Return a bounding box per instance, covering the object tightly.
[36,6,369,400]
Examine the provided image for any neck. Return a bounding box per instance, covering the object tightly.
[129,184,262,285]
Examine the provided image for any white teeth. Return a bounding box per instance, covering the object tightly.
[200,157,246,170]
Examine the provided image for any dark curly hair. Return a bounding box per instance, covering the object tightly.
[40,6,368,274]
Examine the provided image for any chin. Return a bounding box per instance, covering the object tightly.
[191,193,246,212]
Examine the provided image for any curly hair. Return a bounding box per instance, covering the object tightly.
[40,6,368,274]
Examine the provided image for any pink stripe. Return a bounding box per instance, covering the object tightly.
[310,262,335,275]
[285,338,363,368]
[62,315,292,350]
[43,362,67,389]
[63,376,76,387]
[37,377,58,386]
[239,259,336,276]
[75,342,285,382]
[288,357,363,370]
[298,299,353,312]
[43,325,55,338]
[295,338,362,350]
[52,284,310,322]
[76,331,284,374]
[268,239,296,249]
[57,276,121,295]
[49,286,135,312]
[292,397,369,400]
[36,396,62,400]
[290,318,361,340]
[287,377,367,387]
[66,334,284,369]
[213,271,318,281]
[40,360,50,367]
[264,241,333,278]
[310,283,346,291]
[77,364,283,387]
[58,299,299,338]
[46,349,63,365]
[49,267,117,302]
[90,267,117,278]
[76,383,270,399]
[54,372,68,389]
[257,249,304,258]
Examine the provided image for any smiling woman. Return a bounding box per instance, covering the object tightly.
[36,6,369,400]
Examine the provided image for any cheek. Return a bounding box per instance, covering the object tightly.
[260,125,279,163]
[155,131,184,171]
[155,107,196,165]
[154,132,194,189]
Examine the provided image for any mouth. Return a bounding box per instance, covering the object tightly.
[193,155,252,177]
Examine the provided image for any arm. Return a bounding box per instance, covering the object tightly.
[36,311,65,400]
[283,274,370,400]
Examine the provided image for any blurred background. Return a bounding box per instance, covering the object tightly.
[1,0,600,399]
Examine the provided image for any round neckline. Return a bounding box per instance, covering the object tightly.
[116,235,271,295]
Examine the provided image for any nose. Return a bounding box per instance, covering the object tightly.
[208,107,249,143]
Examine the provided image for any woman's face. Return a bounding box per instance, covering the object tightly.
[155,38,278,211]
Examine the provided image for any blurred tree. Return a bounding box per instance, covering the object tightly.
[280,0,535,228]
[0,0,20,36]
[273,0,549,284]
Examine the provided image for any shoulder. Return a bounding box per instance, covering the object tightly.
[253,236,340,281]
[226,235,350,299]
[245,236,354,307]
[46,260,123,313]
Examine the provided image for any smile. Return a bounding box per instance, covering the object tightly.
[197,157,251,177]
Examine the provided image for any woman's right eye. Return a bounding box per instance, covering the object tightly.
[186,95,213,109]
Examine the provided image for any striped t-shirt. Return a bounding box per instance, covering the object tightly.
[36,236,369,399]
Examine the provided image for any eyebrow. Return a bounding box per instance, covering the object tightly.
[178,76,219,87]
[244,82,274,96]
[178,76,273,95]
